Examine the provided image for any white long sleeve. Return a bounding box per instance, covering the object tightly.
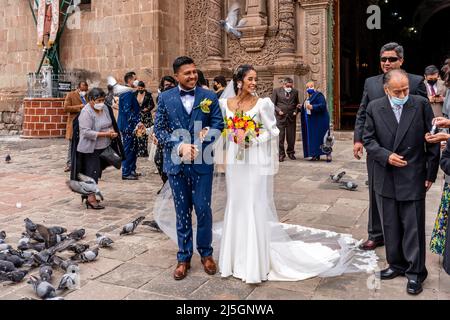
[251,98,280,146]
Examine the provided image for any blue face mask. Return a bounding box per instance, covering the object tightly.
[390,95,409,106]
[307,88,315,95]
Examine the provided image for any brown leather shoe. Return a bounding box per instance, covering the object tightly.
[359,239,384,251]
[201,256,217,275]
[173,262,191,280]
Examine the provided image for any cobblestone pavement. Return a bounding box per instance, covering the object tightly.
[1,134,449,300]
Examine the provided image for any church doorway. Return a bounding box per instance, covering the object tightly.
[334,0,450,130]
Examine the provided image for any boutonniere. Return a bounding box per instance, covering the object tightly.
[195,98,212,114]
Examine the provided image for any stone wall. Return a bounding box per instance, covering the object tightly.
[0,90,25,136]
[0,0,185,135]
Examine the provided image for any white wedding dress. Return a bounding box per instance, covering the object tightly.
[217,97,378,283]
[153,97,378,284]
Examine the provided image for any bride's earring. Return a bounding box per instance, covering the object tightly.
[237,82,243,89]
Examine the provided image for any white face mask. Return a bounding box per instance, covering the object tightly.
[284,87,292,93]
[133,80,139,88]
[94,103,105,111]
[79,91,87,97]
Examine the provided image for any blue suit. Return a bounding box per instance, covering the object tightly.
[118,91,141,177]
[154,86,224,262]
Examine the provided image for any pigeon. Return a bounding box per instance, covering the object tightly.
[27,275,57,300]
[219,2,247,39]
[24,218,37,233]
[365,180,369,186]
[18,233,31,247]
[120,216,145,236]
[340,181,358,191]
[96,233,114,248]
[5,154,11,163]
[0,253,24,268]
[0,243,12,251]
[330,171,346,183]
[39,264,53,282]
[0,260,16,272]
[36,224,59,249]
[0,270,28,283]
[71,247,99,263]
[107,76,134,96]
[32,250,53,266]
[142,220,162,232]
[68,228,86,241]
[0,230,6,241]
[51,255,78,272]
[48,227,67,235]
[57,265,80,291]
[67,243,90,254]
[18,242,46,252]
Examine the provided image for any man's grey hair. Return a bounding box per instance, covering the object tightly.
[383,69,408,86]
[283,77,294,84]
[380,42,404,59]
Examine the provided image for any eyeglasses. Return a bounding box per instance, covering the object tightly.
[381,57,399,63]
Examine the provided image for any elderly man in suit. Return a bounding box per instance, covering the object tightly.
[424,65,447,117]
[272,77,301,162]
[353,42,428,251]
[64,81,88,172]
[363,69,440,295]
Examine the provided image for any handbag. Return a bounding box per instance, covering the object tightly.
[100,146,122,169]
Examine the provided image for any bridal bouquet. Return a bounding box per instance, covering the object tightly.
[223,111,263,160]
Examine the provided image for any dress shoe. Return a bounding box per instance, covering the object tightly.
[122,175,138,180]
[379,267,405,280]
[279,155,286,162]
[407,279,423,295]
[288,154,297,160]
[64,165,71,172]
[201,256,217,275]
[359,239,384,250]
[173,262,191,280]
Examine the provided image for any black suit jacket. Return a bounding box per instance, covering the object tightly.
[271,87,300,124]
[354,73,427,142]
[363,95,440,201]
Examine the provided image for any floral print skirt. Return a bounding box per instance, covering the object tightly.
[430,182,450,255]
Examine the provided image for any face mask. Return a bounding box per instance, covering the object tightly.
[133,80,139,88]
[307,88,315,95]
[79,91,87,97]
[389,95,409,106]
[93,103,105,111]
[427,79,438,86]
[285,88,292,93]
[138,90,145,94]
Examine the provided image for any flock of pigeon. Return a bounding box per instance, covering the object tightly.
[0,216,161,300]
[329,171,359,191]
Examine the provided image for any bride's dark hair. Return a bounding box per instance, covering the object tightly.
[233,64,256,94]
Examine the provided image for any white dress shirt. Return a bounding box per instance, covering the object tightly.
[179,85,196,115]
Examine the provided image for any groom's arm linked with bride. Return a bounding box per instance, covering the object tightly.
[153,56,224,280]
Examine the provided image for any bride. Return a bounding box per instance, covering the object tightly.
[154,64,378,284]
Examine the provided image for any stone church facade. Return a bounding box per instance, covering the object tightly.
[0,0,335,135]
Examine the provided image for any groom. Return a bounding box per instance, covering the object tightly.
[154,56,224,280]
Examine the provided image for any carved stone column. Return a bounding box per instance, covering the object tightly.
[299,0,333,96]
[204,0,225,69]
[239,0,268,52]
[276,0,296,64]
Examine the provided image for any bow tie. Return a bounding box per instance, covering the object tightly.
[180,89,195,97]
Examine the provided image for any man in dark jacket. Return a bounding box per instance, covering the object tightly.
[354,42,428,251]
[363,69,440,295]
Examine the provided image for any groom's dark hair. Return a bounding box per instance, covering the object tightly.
[173,56,195,74]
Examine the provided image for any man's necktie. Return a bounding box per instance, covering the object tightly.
[430,84,436,96]
[393,104,402,123]
[180,90,195,97]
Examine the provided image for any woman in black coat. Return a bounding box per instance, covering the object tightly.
[134,81,155,157]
